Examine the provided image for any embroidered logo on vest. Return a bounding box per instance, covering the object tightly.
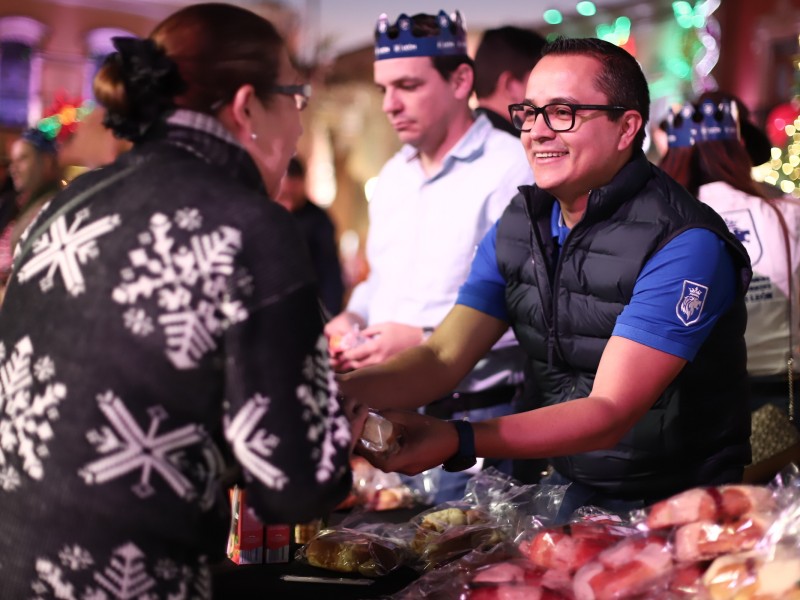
[677,280,708,326]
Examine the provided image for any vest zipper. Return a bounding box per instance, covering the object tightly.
[548,190,593,368]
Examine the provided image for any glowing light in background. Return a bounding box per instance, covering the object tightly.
[692,0,721,94]
[576,1,597,17]
[543,9,563,25]
[596,16,631,46]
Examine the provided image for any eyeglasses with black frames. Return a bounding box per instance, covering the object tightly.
[508,102,630,133]
[271,83,312,111]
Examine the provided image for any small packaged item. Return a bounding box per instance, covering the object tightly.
[227,487,266,565]
[329,324,369,353]
[358,411,401,457]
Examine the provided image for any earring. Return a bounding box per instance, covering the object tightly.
[250,132,257,141]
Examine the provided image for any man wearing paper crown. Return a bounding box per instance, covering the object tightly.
[325,9,532,502]
[661,95,800,472]
[342,37,754,520]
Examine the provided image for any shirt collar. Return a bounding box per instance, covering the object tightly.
[160,109,265,194]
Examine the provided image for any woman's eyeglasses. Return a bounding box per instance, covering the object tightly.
[271,83,312,112]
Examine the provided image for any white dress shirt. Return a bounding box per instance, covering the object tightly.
[348,114,533,391]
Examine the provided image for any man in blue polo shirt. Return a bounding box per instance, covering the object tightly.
[341,37,752,519]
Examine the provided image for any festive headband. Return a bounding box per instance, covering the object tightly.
[374,10,467,61]
[667,99,740,148]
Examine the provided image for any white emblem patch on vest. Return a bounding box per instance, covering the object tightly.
[676,280,708,326]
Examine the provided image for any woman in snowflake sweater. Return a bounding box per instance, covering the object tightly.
[0,4,360,598]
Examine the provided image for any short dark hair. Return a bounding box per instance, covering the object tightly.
[542,37,650,149]
[473,26,546,98]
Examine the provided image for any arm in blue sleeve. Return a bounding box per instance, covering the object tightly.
[456,221,509,321]
[613,228,737,361]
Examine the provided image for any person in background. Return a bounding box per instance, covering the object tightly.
[473,25,547,137]
[0,129,62,301]
[325,9,532,503]
[0,4,360,597]
[277,156,345,315]
[660,95,800,421]
[341,37,752,522]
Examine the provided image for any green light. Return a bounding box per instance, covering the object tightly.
[666,57,692,79]
[596,23,614,40]
[546,32,560,42]
[543,9,563,25]
[672,1,692,16]
[576,1,596,16]
[38,116,60,140]
[615,16,631,32]
[676,15,694,28]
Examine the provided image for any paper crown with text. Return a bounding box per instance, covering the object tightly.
[667,99,740,148]
[374,10,467,61]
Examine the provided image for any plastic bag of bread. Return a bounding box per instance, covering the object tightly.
[296,527,408,577]
[392,541,524,599]
[465,559,572,599]
[523,519,637,575]
[408,504,507,571]
[702,548,800,599]
[642,485,775,531]
[636,484,778,564]
[572,533,675,600]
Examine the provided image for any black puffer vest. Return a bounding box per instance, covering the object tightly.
[496,153,752,500]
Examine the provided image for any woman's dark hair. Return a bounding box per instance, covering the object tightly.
[661,140,765,199]
[542,37,650,149]
[95,3,285,140]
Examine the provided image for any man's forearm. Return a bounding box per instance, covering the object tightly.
[338,342,463,410]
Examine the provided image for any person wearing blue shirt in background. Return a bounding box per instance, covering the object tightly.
[342,37,753,521]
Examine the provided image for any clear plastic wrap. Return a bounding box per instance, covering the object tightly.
[295,526,409,577]
[698,469,800,599]
[405,468,556,572]
[358,411,402,457]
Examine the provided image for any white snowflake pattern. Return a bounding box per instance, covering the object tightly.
[58,544,94,571]
[32,543,212,600]
[79,391,223,508]
[16,207,121,296]
[0,465,21,491]
[112,211,249,370]
[153,558,179,580]
[296,335,351,483]
[225,394,288,490]
[0,336,68,489]
[33,356,56,382]
[174,207,202,231]
[123,308,155,337]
